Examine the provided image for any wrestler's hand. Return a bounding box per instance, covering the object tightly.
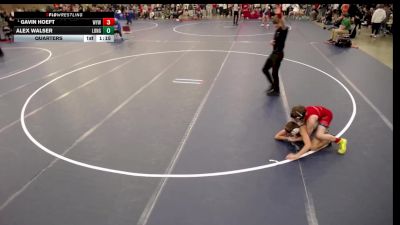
[286,153,300,160]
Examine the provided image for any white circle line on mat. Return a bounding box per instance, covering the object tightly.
[1,47,52,80]
[132,21,158,32]
[173,21,291,37]
[20,49,356,178]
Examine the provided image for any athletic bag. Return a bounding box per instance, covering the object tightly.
[335,35,352,48]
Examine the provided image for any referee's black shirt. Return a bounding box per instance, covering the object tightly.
[273,27,288,53]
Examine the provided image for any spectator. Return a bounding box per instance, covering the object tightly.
[172,6,183,21]
[341,4,349,15]
[282,4,290,16]
[322,6,334,25]
[126,8,133,24]
[114,17,123,40]
[232,4,240,25]
[348,4,363,37]
[4,11,14,41]
[212,4,217,16]
[370,4,386,37]
[323,9,343,30]
[149,9,155,19]
[361,6,372,26]
[382,5,392,35]
[223,4,228,17]
[319,4,328,18]
[260,5,270,27]
[386,12,393,34]
[206,4,212,17]
[218,4,223,16]
[327,13,351,43]
[228,4,232,17]
[289,4,300,19]
[310,4,319,20]
[195,4,202,19]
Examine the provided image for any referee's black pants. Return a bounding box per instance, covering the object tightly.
[262,51,284,92]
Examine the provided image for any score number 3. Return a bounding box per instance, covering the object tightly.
[102,18,115,26]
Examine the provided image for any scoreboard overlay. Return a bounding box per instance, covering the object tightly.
[14,12,115,43]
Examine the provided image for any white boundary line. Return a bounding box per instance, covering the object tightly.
[132,21,159,32]
[0,49,113,99]
[310,42,392,131]
[174,78,203,82]
[71,49,114,67]
[0,71,59,99]
[137,44,201,225]
[0,57,138,212]
[173,78,203,84]
[173,21,292,37]
[138,42,237,225]
[123,21,158,43]
[0,57,134,135]
[280,79,319,225]
[173,81,202,84]
[299,163,319,225]
[47,48,85,62]
[0,49,44,65]
[0,47,52,80]
[0,44,172,211]
[20,49,357,178]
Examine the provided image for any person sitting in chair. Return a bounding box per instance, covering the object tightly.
[327,13,351,43]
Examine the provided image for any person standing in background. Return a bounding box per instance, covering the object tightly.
[260,4,270,27]
[206,4,212,18]
[371,4,386,37]
[222,4,228,17]
[218,4,223,16]
[262,11,288,96]
[341,4,349,15]
[348,4,362,37]
[233,4,240,25]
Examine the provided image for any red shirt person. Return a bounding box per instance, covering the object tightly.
[285,105,348,160]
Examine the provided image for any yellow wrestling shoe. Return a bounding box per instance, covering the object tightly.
[337,138,347,154]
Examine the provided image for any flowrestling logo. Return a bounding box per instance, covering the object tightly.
[46,13,83,17]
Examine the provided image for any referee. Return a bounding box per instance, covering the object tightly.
[262,12,288,96]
